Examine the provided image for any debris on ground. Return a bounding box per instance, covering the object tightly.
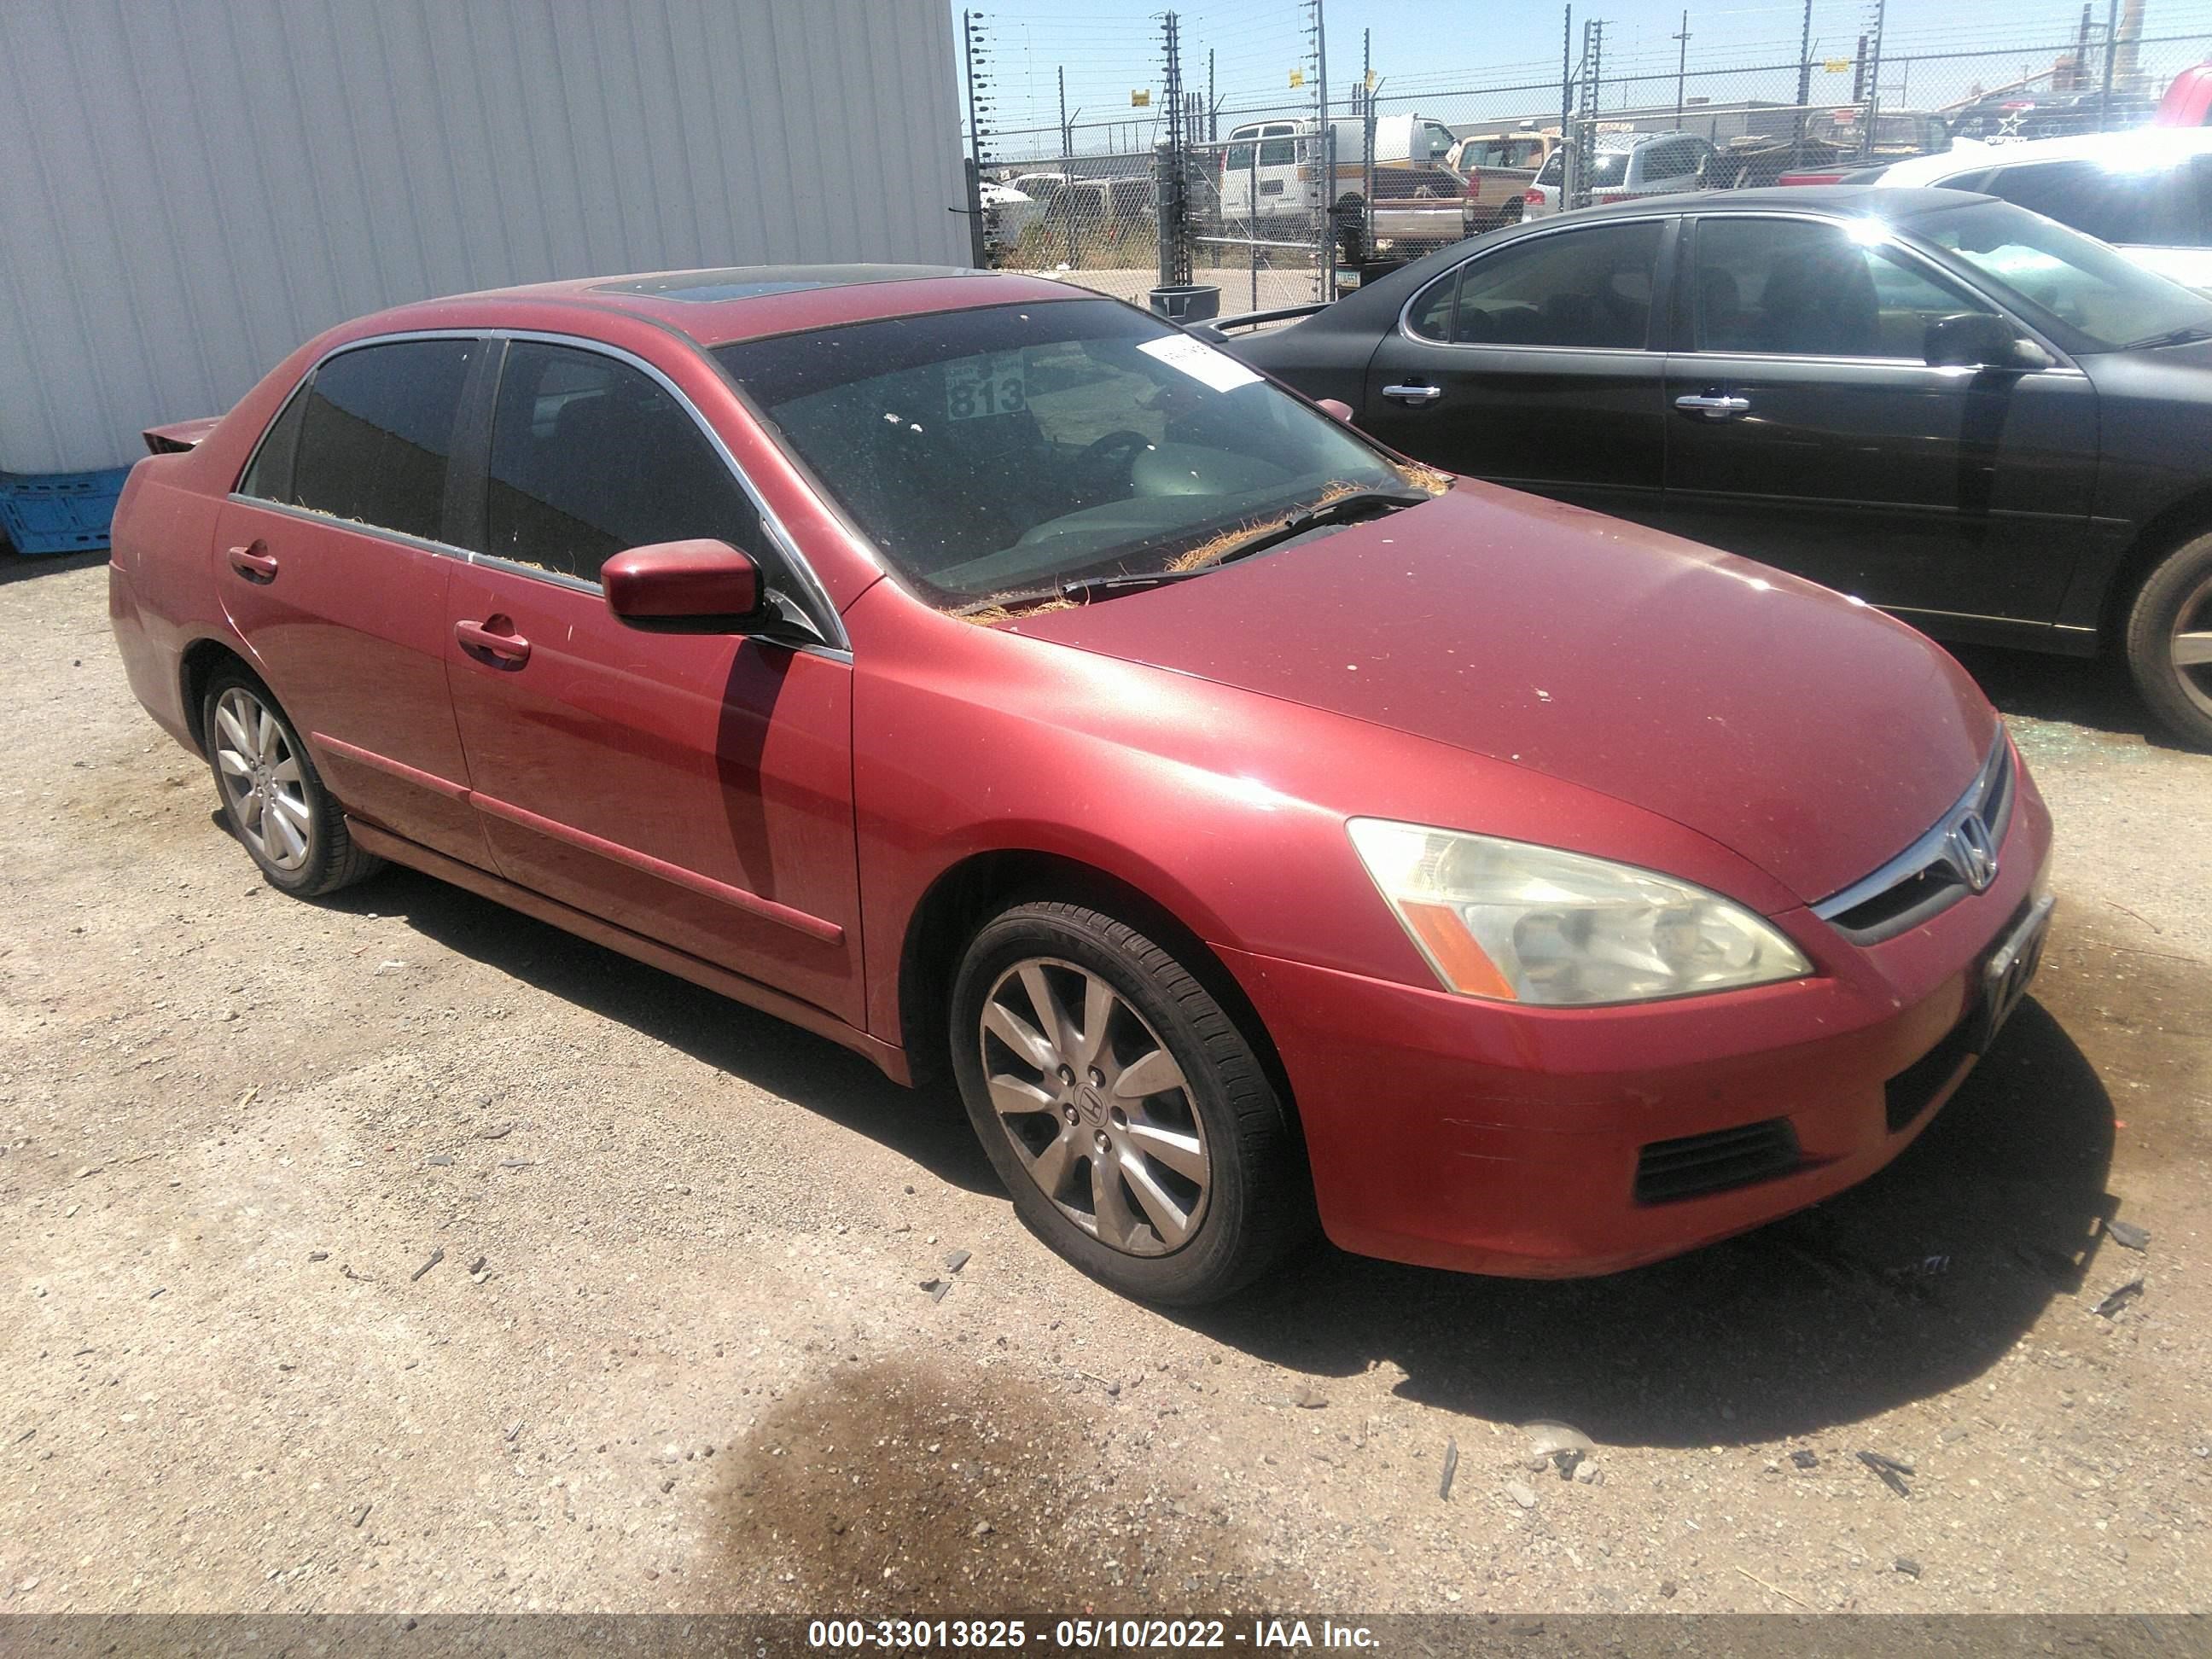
[505,1423,521,1443]
[479,1124,514,1140]
[2104,1220,2151,1253]
[1290,1383,1328,1410]
[1505,1479,1538,1510]
[2092,1278,2145,1318]
[971,1520,992,1538]
[1554,1448,1584,1481]
[339,1264,375,1282]
[1659,1580,1678,1598]
[1525,1419,1596,1476]
[306,1251,329,1262]
[1790,1450,1819,1470]
[468,1254,487,1275]
[350,1503,371,1528]
[1857,1450,1913,1497]
[944,1249,971,1273]
[1895,1556,1924,1579]
[1437,1437,1458,1501]
[410,1248,445,1284]
[427,1155,453,1167]
[918,1277,950,1302]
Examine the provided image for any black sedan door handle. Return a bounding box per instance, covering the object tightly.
[1382,382,1443,405]
[1675,392,1752,420]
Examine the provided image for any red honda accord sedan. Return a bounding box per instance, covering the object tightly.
[108,265,2053,1304]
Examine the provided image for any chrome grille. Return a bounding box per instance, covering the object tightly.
[1813,737,2015,944]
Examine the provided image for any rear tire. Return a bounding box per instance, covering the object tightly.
[2122,530,2212,750]
[950,900,1311,1306]
[201,670,384,897]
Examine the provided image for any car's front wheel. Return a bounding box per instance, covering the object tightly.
[2122,530,2212,750]
[201,669,383,897]
[949,900,1310,1305]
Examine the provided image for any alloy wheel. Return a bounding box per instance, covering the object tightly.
[2173,571,2212,722]
[977,957,1211,1257]
[212,686,311,871]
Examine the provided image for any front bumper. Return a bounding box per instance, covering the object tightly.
[1217,758,2055,1278]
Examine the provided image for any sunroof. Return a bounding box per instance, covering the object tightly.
[591,265,973,303]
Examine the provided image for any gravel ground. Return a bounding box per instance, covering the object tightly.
[2,554,2208,1617]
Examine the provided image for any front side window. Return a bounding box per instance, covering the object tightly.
[484,341,763,585]
[1691,216,1994,358]
[1978,158,2181,247]
[1440,220,1663,347]
[1910,197,2212,350]
[716,299,1417,609]
[265,338,475,542]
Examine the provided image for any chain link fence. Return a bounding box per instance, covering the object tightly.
[963,2,2212,317]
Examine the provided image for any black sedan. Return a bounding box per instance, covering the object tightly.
[1221,187,2212,748]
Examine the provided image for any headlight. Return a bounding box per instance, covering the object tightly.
[1347,818,1812,1006]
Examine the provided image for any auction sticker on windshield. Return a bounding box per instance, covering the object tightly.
[1138,334,1262,393]
[946,352,1027,420]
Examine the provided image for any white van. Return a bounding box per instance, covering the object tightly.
[1220,113,1469,247]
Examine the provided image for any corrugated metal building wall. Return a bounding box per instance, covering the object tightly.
[0,0,969,475]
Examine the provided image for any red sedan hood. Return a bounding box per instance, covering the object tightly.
[1005,483,1997,905]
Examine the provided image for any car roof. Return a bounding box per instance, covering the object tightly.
[352,264,1088,349]
[1875,126,2212,183]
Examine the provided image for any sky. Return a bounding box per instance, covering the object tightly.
[955,0,2212,147]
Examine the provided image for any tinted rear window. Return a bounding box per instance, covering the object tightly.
[278,339,475,542]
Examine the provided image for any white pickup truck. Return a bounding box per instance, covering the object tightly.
[1218,113,1471,256]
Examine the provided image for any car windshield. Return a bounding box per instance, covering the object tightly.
[1909,198,2212,351]
[1534,148,1627,187]
[714,299,1419,609]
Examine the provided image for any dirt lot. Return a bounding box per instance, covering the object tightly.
[3,553,2208,1618]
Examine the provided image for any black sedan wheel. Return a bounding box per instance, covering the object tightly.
[2124,531,2212,750]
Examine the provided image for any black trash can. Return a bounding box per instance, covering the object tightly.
[1148,284,1222,325]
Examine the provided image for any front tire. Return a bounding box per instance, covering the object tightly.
[202,670,383,897]
[2122,530,2212,749]
[949,901,1310,1305]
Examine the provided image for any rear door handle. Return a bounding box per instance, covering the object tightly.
[1382,382,1443,405]
[455,617,532,667]
[1674,392,1752,420]
[228,542,278,582]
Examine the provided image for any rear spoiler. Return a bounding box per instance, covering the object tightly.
[143,416,221,456]
[1190,302,1330,343]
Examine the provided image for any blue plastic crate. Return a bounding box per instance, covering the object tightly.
[0,466,131,556]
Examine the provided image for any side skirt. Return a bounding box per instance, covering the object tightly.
[345,817,913,1086]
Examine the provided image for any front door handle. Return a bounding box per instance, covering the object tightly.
[1382,382,1443,405]
[455,617,532,667]
[1674,392,1752,420]
[228,542,278,583]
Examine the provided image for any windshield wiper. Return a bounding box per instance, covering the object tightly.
[2122,325,2212,350]
[1204,488,1429,569]
[950,488,1429,619]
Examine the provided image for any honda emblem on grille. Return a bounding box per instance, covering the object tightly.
[1949,812,1998,893]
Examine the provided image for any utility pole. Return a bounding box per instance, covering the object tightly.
[1311,0,1332,298]
[1794,0,1814,155]
[2098,0,2120,129]
[1560,4,1575,212]
[962,10,988,265]
[1863,0,1886,156]
[1674,11,1690,125]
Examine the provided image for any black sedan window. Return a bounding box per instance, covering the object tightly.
[1692,217,1992,358]
[1416,221,1662,348]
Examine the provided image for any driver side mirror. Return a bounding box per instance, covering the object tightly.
[602,539,763,632]
[1924,311,2053,373]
